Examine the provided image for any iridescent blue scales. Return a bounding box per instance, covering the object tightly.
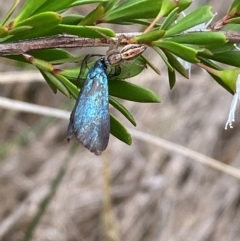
[67,43,147,155]
[67,58,109,155]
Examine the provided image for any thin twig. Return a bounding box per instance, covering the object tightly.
[0,30,239,56]
[0,33,141,56]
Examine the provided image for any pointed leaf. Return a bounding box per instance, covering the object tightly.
[109,96,136,126]
[208,51,240,67]
[109,80,160,103]
[6,12,62,41]
[103,0,163,22]
[62,14,84,25]
[33,0,76,14]
[102,0,120,13]
[160,7,179,30]
[165,6,213,37]
[164,50,188,78]
[14,12,62,28]
[168,68,176,89]
[14,0,49,23]
[42,71,71,97]
[23,54,54,72]
[59,67,80,83]
[160,0,188,17]
[153,46,174,71]
[46,24,115,38]
[8,26,33,35]
[170,32,227,45]
[154,41,199,63]
[40,70,57,93]
[140,54,161,75]
[29,49,75,62]
[54,73,79,99]
[110,115,132,145]
[79,5,104,25]
[70,0,109,8]
[133,29,165,43]
[103,0,191,22]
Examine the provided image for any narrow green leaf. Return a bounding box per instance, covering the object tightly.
[70,0,109,8]
[168,68,176,89]
[160,0,178,17]
[165,6,213,37]
[152,46,174,71]
[14,12,62,28]
[216,68,239,93]
[33,0,76,14]
[198,57,223,71]
[50,56,84,65]
[6,12,62,41]
[170,32,227,45]
[204,43,234,54]
[207,51,240,67]
[103,0,163,22]
[23,54,54,72]
[62,14,84,25]
[109,96,136,126]
[8,26,32,35]
[109,80,160,103]
[140,54,161,75]
[164,50,188,78]
[46,24,115,38]
[207,72,234,94]
[42,71,71,97]
[4,51,77,65]
[103,0,191,22]
[29,49,75,62]
[160,7,179,30]
[161,0,191,14]
[198,57,231,92]
[79,5,104,25]
[110,114,132,145]
[59,67,80,83]
[154,41,199,63]
[54,73,79,99]
[110,18,156,26]
[102,0,120,13]
[40,70,57,94]
[133,29,165,43]
[14,0,49,23]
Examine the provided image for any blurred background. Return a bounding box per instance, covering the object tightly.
[1,0,240,241]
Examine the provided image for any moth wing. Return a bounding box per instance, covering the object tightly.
[67,71,109,155]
